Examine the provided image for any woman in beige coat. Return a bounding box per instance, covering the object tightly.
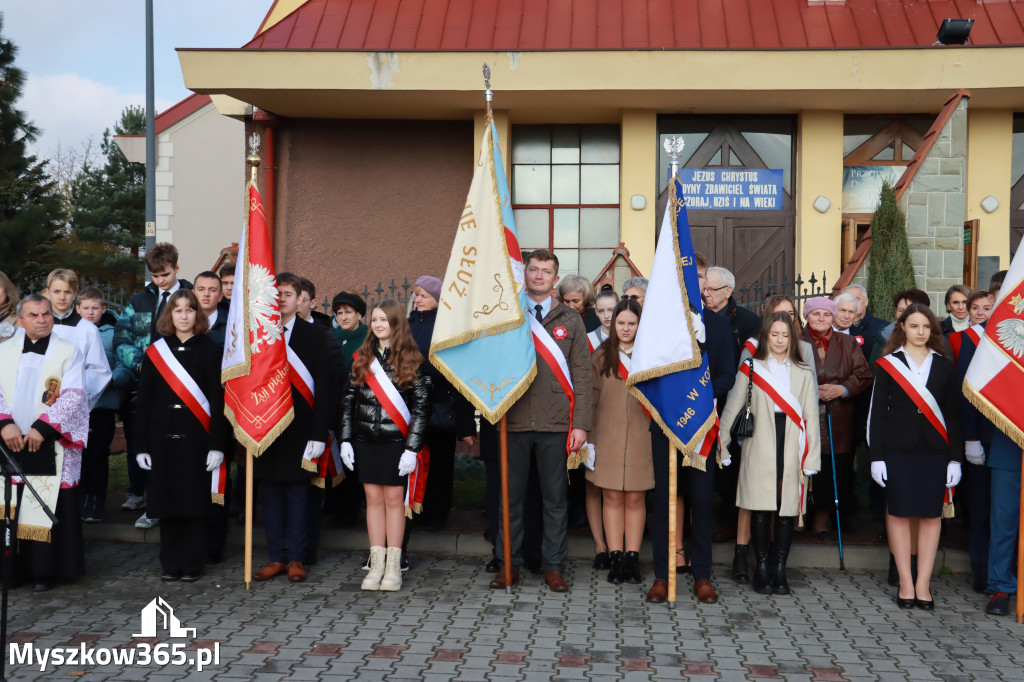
[721,312,821,596]
[586,298,653,585]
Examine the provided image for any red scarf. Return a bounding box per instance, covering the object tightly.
[807,326,834,354]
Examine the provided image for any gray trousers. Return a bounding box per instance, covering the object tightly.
[495,431,569,573]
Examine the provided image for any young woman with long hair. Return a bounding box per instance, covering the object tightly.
[0,271,20,343]
[869,303,962,610]
[720,312,821,595]
[340,299,430,592]
[135,290,228,582]
[586,298,653,584]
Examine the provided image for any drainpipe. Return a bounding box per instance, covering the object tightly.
[253,109,279,248]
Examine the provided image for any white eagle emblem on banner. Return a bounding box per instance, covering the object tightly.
[248,265,283,353]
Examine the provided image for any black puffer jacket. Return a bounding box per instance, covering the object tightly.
[339,348,431,451]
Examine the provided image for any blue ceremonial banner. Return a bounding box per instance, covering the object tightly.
[626,176,718,468]
[429,118,537,424]
[677,168,783,210]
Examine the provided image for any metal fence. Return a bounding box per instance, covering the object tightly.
[333,272,831,318]
[733,272,831,317]
[21,278,130,316]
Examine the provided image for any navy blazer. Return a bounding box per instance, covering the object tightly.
[869,350,962,463]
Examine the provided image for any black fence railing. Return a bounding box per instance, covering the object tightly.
[733,272,831,317]
[21,278,130,316]
[317,278,414,316]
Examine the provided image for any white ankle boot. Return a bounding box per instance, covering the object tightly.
[361,546,385,590]
[379,547,403,591]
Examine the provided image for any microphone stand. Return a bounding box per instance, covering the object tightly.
[0,439,59,682]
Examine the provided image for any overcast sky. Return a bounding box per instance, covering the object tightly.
[4,1,270,160]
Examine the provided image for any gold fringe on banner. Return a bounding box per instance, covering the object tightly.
[17,524,51,543]
[223,403,295,457]
[963,382,1024,448]
[211,493,225,506]
[300,458,318,473]
[942,502,955,519]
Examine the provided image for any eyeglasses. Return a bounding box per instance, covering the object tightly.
[624,294,642,300]
[703,285,728,292]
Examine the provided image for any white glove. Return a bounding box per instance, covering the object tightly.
[398,449,417,476]
[206,450,224,472]
[302,440,326,462]
[946,461,962,488]
[871,461,887,488]
[965,441,986,466]
[340,442,355,471]
[583,444,596,471]
[689,309,706,344]
[803,469,818,477]
[136,453,152,471]
[721,456,732,467]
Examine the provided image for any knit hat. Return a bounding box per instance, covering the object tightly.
[331,291,366,317]
[415,275,443,303]
[802,296,837,319]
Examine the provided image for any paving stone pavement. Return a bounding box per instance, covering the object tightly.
[3,541,1022,681]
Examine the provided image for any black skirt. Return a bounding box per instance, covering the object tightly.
[883,447,947,518]
[355,441,407,486]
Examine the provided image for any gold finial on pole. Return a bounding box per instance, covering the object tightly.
[482,63,493,116]
[247,133,262,184]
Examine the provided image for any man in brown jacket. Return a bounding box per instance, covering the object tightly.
[490,249,593,593]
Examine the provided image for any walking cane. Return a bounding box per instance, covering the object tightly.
[825,402,846,571]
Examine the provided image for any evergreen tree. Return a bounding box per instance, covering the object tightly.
[866,181,916,321]
[0,15,64,283]
[66,106,145,292]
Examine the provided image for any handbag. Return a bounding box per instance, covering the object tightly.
[729,358,756,440]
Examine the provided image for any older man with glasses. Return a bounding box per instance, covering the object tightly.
[703,266,761,371]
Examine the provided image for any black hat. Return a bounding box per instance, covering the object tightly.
[332,291,366,317]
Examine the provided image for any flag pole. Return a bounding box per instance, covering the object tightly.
[242,148,260,591]
[482,62,513,594]
[245,450,254,590]
[1018,462,1023,623]
[668,443,678,608]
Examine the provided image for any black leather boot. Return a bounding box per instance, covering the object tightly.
[608,551,625,585]
[771,516,795,595]
[750,512,772,594]
[625,551,642,584]
[733,544,750,583]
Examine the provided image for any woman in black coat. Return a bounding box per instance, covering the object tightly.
[339,299,430,592]
[869,304,962,610]
[136,290,229,582]
[408,276,476,531]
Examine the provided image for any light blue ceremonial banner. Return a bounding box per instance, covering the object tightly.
[429,119,536,424]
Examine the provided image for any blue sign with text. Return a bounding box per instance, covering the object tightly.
[676,168,784,211]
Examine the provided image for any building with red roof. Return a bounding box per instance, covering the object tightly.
[176,0,1024,305]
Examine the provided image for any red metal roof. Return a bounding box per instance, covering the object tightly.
[245,0,1024,51]
[113,94,213,141]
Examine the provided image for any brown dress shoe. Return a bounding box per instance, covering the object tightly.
[646,579,668,604]
[253,561,287,581]
[694,578,719,604]
[489,570,520,589]
[544,571,569,592]
[288,561,307,583]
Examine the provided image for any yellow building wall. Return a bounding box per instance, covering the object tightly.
[796,111,844,281]
[967,108,1013,270]
[619,110,657,277]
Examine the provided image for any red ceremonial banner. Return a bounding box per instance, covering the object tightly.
[221,184,295,454]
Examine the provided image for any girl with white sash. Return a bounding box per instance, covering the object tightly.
[583,288,619,571]
[135,290,228,582]
[586,298,653,585]
[869,303,962,611]
[732,294,817,584]
[721,312,821,596]
[339,300,430,592]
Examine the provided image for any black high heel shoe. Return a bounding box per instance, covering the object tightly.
[675,548,691,574]
[895,595,915,609]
